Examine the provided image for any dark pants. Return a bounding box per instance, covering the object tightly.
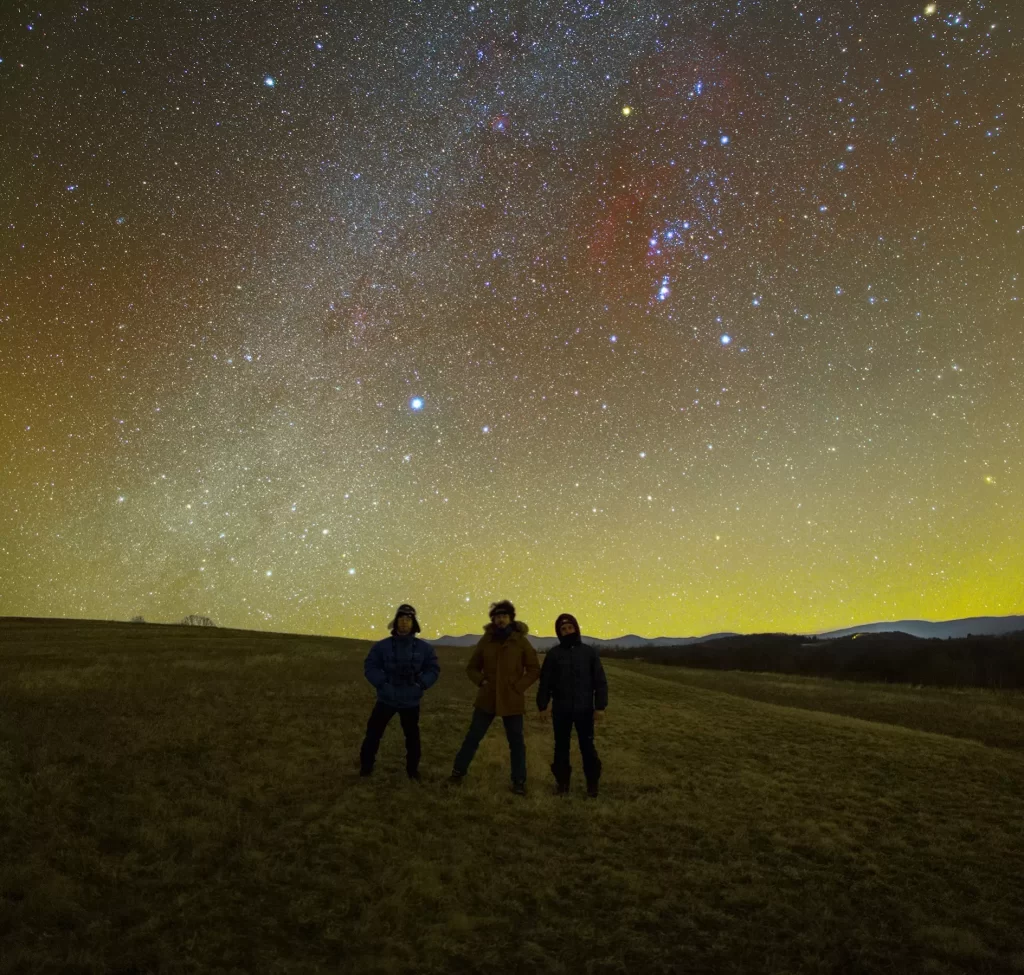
[359,701,421,774]
[453,707,526,783]
[551,709,602,786]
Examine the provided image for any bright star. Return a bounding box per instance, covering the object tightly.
[410,397,424,411]
[264,76,276,87]
[720,335,732,345]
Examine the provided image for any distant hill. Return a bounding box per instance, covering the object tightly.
[431,616,1024,649]
[430,632,739,650]
[817,616,1024,640]
[600,629,1024,689]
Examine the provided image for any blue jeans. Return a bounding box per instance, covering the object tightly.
[453,707,526,783]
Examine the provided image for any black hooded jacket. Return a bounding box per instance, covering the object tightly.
[536,635,608,713]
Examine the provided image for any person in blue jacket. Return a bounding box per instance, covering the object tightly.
[536,612,607,797]
[359,604,440,780]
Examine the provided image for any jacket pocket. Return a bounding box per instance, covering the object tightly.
[401,683,423,706]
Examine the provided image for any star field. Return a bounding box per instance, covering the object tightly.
[1,1,1021,638]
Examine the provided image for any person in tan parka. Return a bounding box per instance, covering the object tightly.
[448,599,540,795]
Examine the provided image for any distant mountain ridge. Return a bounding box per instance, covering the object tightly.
[429,615,1024,649]
[815,616,1024,640]
[429,632,738,651]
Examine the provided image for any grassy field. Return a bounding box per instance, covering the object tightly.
[2,618,1023,975]
[607,660,1024,750]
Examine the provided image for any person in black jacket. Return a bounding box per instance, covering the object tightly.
[536,613,607,797]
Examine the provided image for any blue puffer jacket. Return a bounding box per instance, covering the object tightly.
[363,634,440,710]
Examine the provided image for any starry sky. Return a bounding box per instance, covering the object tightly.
[2,1,1021,640]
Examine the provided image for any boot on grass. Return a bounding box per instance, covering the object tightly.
[551,763,571,795]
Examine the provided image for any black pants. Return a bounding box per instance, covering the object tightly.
[359,701,421,774]
[551,709,601,786]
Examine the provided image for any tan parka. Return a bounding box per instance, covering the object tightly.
[465,621,540,716]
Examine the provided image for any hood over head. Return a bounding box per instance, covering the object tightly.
[555,613,581,645]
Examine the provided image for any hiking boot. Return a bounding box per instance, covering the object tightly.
[511,780,527,796]
[407,770,421,782]
[551,763,571,795]
[359,768,373,777]
[447,770,465,786]
[586,780,599,798]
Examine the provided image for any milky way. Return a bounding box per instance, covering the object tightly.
[2,1,1021,638]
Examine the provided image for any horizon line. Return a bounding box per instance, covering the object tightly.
[3,612,1022,643]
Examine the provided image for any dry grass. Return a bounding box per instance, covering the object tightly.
[612,660,1024,749]
[1,618,1023,974]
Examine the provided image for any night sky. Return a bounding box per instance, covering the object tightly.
[2,1,1021,640]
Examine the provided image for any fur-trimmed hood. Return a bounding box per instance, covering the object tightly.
[483,620,529,636]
